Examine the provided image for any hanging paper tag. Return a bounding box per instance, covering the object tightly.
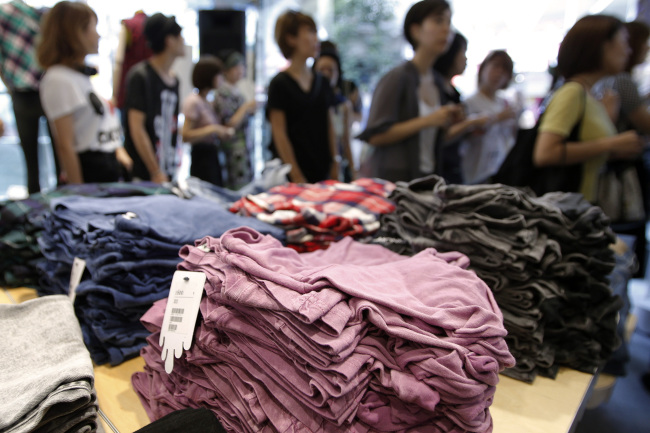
[159,271,206,373]
[69,257,86,304]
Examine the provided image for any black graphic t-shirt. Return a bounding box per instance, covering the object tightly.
[124,61,179,180]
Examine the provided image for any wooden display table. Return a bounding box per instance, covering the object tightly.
[1,287,596,433]
[93,359,596,433]
[492,369,595,433]
[95,357,150,432]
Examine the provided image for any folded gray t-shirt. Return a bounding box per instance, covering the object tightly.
[0,295,96,432]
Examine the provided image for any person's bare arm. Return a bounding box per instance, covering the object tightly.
[341,102,356,179]
[269,109,305,183]
[128,109,167,183]
[50,114,83,183]
[533,129,643,166]
[115,146,133,172]
[368,104,462,146]
[445,114,491,141]
[225,100,257,129]
[111,25,128,106]
[348,87,362,123]
[328,109,339,181]
[181,118,234,143]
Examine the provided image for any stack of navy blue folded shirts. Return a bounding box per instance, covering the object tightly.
[0,182,171,289]
[37,194,285,365]
[373,175,620,382]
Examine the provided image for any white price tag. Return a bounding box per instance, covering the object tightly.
[69,257,86,304]
[159,271,206,374]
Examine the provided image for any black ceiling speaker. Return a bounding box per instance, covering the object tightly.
[198,9,246,58]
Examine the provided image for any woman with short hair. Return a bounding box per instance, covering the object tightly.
[181,55,235,186]
[266,10,337,184]
[358,0,463,182]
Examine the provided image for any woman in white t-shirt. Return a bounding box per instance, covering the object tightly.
[37,1,131,184]
[459,50,518,184]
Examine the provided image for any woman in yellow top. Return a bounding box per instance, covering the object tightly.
[534,14,644,202]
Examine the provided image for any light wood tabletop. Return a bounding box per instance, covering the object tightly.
[2,287,596,433]
[94,356,151,432]
[492,368,595,433]
[92,357,595,433]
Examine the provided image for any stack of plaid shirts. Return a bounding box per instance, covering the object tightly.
[132,227,515,432]
[229,178,396,252]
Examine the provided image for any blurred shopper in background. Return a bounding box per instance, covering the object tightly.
[182,55,234,186]
[123,13,184,183]
[214,50,257,189]
[267,10,337,183]
[0,0,59,192]
[38,1,130,184]
[459,50,519,184]
[434,31,494,184]
[313,44,356,181]
[358,0,462,182]
[533,14,644,202]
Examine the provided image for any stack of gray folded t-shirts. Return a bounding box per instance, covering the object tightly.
[374,175,620,382]
[0,295,100,433]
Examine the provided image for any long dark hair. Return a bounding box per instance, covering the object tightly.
[557,14,623,79]
[625,20,650,72]
[434,32,467,78]
[313,44,343,91]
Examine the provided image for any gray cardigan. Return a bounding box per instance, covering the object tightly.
[358,61,449,182]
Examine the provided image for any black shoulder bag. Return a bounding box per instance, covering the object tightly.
[492,87,586,196]
[531,88,587,196]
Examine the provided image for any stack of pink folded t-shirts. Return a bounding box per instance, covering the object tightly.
[132,227,515,433]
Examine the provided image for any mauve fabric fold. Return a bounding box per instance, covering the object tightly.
[133,227,514,432]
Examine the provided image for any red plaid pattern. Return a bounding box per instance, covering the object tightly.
[230,179,395,250]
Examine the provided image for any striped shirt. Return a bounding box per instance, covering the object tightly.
[0,1,44,91]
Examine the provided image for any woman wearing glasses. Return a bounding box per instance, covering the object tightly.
[37,1,131,184]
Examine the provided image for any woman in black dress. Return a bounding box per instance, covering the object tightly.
[267,10,337,184]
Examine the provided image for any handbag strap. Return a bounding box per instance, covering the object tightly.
[562,86,587,164]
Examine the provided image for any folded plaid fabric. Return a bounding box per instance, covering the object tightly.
[230,178,396,251]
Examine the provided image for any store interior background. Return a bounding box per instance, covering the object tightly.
[3,0,649,198]
[0,0,649,431]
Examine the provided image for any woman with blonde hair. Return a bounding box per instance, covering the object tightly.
[38,1,131,184]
